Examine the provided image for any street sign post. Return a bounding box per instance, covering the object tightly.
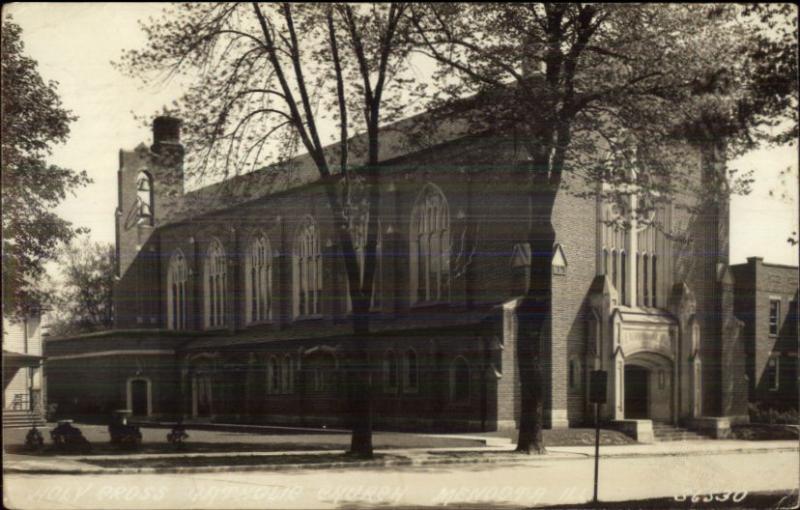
[589,370,607,505]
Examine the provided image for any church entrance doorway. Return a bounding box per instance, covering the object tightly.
[625,365,649,419]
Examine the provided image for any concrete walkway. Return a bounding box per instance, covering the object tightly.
[5,439,796,475]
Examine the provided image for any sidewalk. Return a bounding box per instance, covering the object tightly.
[5,439,797,475]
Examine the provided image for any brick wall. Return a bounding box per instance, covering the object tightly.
[732,258,799,409]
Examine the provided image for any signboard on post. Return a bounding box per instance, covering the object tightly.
[590,370,607,404]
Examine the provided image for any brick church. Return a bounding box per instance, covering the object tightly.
[45,113,749,439]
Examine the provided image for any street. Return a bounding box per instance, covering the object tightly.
[4,450,797,509]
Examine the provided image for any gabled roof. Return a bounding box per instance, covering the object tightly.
[158,104,479,226]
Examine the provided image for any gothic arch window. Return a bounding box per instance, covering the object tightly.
[410,183,450,304]
[293,217,322,318]
[306,351,337,392]
[167,250,187,330]
[450,356,470,403]
[136,171,154,225]
[620,251,627,305]
[642,254,650,306]
[611,250,618,290]
[651,255,658,307]
[383,349,399,393]
[203,238,227,328]
[403,348,418,392]
[345,214,382,312]
[245,233,272,323]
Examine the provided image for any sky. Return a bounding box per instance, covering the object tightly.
[5,3,799,273]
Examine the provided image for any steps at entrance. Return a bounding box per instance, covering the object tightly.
[652,422,708,441]
[3,410,46,428]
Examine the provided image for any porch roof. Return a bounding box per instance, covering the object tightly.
[3,349,44,367]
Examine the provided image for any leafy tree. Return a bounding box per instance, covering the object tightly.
[45,240,116,338]
[118,3,415,457]
[409,3,797,453]
[1,19,90,317]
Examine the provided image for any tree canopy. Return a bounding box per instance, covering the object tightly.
[1,19,90,317]
[118,2,417,457]
[407,3,797,453]
[45,239,116,338]
[409,3,797,219]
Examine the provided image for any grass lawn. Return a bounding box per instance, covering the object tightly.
[541,428,635,446]
[3,424,482,456]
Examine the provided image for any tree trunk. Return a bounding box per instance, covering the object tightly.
[515,210,556,454]
[347,303,374,457]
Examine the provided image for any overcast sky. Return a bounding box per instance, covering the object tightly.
[5,3,798,270]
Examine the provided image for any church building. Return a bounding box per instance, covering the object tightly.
[45,113,749,440]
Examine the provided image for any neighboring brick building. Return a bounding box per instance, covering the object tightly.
[45,115,748,437]
[731,257,799,410]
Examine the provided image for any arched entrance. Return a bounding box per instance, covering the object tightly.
[624,352,673,422]
[126,378,151,417]
[624,365,649,419]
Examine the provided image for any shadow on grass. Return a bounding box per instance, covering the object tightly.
[4,441,346,456]
[82,453,406,469]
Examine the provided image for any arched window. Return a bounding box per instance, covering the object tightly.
[620,251,627,306]
[345,213,382,312]
[642,254,649,307]
[136,171,154,225]
[204,238,227,328]
[410,184,450,304]
[245,234,272,323]
[651,255,658,307]
[306,351,337,392]
[403,349,418,392]
[611,250,618,291]
[167,250,187,330]
[450,357,470,403]
[383,350,399,392]
[293,217,322,317]
[602,249,609,276]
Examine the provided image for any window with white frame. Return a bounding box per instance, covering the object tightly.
[245,234,272,323]
[769,299,781,336]
[410,184,450,304]
[167,250,187,330]
[204,238,227,328]
[136,171,154,225]
[293,217,322,317]
[403,349,418,392]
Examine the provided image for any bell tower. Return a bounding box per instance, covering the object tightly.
[114,116,184,327]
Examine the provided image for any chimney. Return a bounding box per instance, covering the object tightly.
[152,116,182,154]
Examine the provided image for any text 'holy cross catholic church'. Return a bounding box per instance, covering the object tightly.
[44,111,749,441]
